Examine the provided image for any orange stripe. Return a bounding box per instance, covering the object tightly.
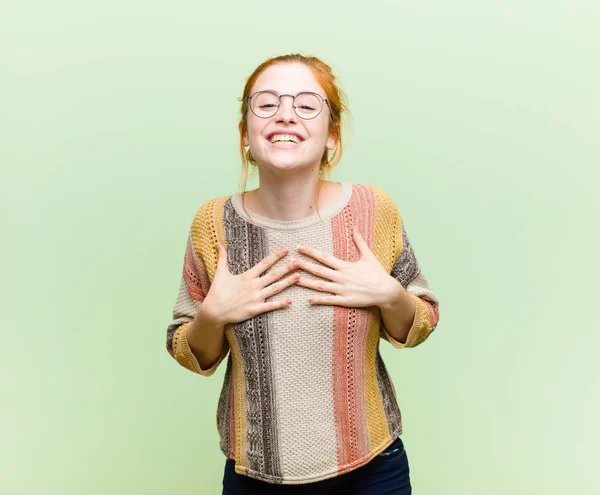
[332,304,351,465]
[331,184,378,470]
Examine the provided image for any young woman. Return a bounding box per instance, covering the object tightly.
[166,54,440,494]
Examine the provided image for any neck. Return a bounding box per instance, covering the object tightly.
[244,170,336,222]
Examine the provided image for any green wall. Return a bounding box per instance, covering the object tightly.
[2,1,598,493]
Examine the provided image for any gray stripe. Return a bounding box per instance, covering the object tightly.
[390,223,421,287]
[375,348,403,436]
[217,355,232,456]
[222,199,282,480]
[166,324,178,353]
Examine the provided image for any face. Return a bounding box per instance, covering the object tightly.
[242,63,336,173]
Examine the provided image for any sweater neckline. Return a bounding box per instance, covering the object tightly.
[230,182,353,231]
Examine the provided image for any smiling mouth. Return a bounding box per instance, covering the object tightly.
[266,137,303,148]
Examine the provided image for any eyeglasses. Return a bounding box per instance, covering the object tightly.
[246,90,329,120]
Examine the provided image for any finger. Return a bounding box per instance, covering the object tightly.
[296,245,343,270]
[295,258,339,281]
[261,272,300,299]
[295,275,339,294]
[259,258,300,288]
[307,295,345,306]
[215,241,227,272]
[262,297,292,313]
[352,225,371,257]
[247,247,289,278]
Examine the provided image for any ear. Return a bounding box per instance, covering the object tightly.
[326,123,338,151]
[326,133,337,151]
[239,123,249,147]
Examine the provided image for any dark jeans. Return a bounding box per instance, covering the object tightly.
[222,436,412,494]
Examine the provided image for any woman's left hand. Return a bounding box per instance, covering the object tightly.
[294,225,404,308]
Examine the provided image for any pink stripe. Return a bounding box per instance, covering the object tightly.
[427,300,440,327]
[331,184,376,468]
[332,305,351,464]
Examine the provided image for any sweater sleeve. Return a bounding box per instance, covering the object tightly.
[380,210,441,349]
[165,229,229,376]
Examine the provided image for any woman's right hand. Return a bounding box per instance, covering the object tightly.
[200,242,300,326]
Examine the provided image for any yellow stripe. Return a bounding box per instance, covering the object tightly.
[364,317,388,449]
[364,184,400,449]
[190,195,248,467]
[191,197,219,281]
[213,196,228,251]
[213,196,247,468]
[225,325,247,471]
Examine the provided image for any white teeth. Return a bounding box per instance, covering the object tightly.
[269,134,301,144]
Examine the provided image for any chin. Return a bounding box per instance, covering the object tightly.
[255,154,303,168]
[270,158,317,171]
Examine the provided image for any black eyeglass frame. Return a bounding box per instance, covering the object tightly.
[246,90,331,121]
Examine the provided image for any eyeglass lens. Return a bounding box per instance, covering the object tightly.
[251,92,323,119]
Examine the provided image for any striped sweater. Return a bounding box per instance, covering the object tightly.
[166,182,440,485]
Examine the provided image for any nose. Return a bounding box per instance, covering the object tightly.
[275,94,297,122]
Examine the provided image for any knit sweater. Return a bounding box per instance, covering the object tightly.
[166,182,440,485]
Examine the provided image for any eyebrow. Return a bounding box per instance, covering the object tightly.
[257,89,316,95]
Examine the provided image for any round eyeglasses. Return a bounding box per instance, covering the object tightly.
[247,90,329,120]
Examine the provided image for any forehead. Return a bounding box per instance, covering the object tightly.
[251,63,325,95]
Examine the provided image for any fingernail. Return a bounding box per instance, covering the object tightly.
[297,244,305,250]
